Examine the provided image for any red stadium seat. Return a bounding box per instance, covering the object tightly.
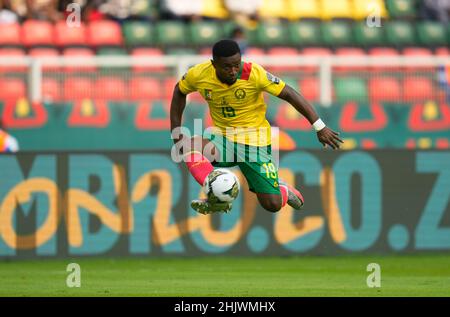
[0,48,26,72]
[199,47,212,57]
[64,77,94,100]
[131,48,165,73]
[54,21,87,47]
[21,20,55,47]
[299,78,320,102]
[299,48,332,73]
[299,77,335,102]
[87,21,123,47]
[62,48,96,72]
[267,47,300,72]
[0,78,26,101]
[245,47,265,58]
[95,77,127,100]
[369,77,401,102]
[0,23,21,46]
[163,77,178,99]
[403,47,433,57]
[334,48,367,72]
[402,47,434,72]
[403,77,434,102]
[129,78,162,100]
[29,48,60,71]
[368,47,400,72]
[42,78,61,102]
[435,47,449,56]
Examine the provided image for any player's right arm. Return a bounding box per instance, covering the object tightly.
[170,67,197,144]
[170,83,187,144]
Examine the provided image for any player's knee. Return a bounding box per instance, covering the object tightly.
[261,199,282,213]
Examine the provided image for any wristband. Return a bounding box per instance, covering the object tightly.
[313,118,326,132]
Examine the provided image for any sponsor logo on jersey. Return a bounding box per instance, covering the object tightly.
[266,72,280,84]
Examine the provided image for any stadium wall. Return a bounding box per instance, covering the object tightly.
[1,150,449,259]
[1,100,449,150]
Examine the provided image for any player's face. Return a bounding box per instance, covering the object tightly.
[212,53,242,85]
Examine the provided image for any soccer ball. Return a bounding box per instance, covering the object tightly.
[203,168,240,203]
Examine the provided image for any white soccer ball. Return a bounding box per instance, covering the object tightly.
[203,168,240,203]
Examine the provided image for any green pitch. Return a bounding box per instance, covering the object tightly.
[0,254,449,297]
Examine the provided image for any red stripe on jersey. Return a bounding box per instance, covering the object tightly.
[241,62,252,80]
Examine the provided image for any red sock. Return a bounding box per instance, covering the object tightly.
[184,151,214,186]
[279,184,288,207]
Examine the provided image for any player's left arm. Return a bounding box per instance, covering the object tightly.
[277,84,343,150]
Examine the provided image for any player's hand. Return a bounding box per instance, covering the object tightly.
[317,127,344,150]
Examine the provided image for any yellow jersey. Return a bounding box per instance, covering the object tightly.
[178,60,286,146]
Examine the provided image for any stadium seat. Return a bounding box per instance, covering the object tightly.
[42,78,61,102]
[131,48,165,73]
[353,22,385,47]
[122,21,154,47]
[28,48,60,71]
[256,22,287,46]
[201,0,229,19]
[288,21,323,47]
[163,77,178,99]
[267,47,300,72]
[402,47,434,72]
[0,23,21,46]
[384,21,417,47]
[385,0,417,18]
[155,21,187,46]
[335,48,367,72]
[368,47,401,72]
[402,47,433,57]
[435,47,449,56]
[352,0,388,20]
[87,20,123,47]
[287,0,321,20]
[320,0,353,20]
[403,78,434,102]
[64,77,94,100]
[0,78,26,101]
[417,22,448,47]
[0,48,26,72]
[95,77,127,100]
[334,77,368,103]
[244,47,265,59]
[63,48,96,72]
[299,78,320,102]
[258,0,289,19]
[129,77,162,100]
[190,21,224,46]
[321,21,354,47]
[21,20,55,47]
[368,77,401,102]
[54,21,87,47]
[300,47,332,72]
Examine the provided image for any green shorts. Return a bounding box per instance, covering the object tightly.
[207,133,281,195]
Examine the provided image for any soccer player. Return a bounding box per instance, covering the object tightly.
[170,39,343,214]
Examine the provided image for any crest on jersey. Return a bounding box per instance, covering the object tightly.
[234,88,246,100]
[266,72,280,84]
[204,89,212,100]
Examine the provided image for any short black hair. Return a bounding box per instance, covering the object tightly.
[212,39,241,59]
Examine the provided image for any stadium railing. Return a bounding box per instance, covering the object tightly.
[0,55,449,106]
